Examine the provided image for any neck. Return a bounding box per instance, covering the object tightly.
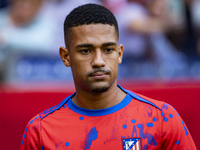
[72,83,126,110]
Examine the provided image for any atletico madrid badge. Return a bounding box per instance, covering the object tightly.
[122,137,142,150]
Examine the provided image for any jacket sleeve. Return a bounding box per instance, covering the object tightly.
[20,115,42,150]
[160,103,197,150]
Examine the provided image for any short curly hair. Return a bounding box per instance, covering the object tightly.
[63,3,119,48]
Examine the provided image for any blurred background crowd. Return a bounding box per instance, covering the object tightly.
[0,0,200,83]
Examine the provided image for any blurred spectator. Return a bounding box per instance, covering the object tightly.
[163,0,199,61]
[149,0,200,78]
[0,0,57,52]
[147,0,189,78]
[0,0,57,81]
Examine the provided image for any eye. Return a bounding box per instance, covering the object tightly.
[104,48,113,53]
[80,49,91,54]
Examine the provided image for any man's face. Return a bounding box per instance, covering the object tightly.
[61,24,123,93]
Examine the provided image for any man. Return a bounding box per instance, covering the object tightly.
[20,3,196,150]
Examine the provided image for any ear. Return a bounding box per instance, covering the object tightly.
[59,46,71,67]
[118,44,123,64]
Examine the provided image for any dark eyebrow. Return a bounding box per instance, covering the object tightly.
[76,42,117,48]
[76,43,94,48]
[102,42,117,47]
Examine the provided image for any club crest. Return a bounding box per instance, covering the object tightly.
[122,137,141,150]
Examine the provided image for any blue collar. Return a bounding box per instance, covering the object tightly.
[41,85,161,119]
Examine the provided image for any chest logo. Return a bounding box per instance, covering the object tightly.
[122,138,141,150]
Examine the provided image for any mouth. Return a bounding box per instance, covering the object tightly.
[88,70,110,80]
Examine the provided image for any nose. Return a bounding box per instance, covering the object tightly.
[91,50,106,68]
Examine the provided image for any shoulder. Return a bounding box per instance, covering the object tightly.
[21,95,73,147]
[119,85,166,110]
[38,93,75,120]
[134,92,165,110]
[126,91,165,112]
[124,87,184,128]
[128,89,180,118]
[130,91,180,118]
[20,114,41,148]
[25,93,74,128]
[129,91,197,149]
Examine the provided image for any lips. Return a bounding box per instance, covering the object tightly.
[90,71,108,76]
[88,70,110,79]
